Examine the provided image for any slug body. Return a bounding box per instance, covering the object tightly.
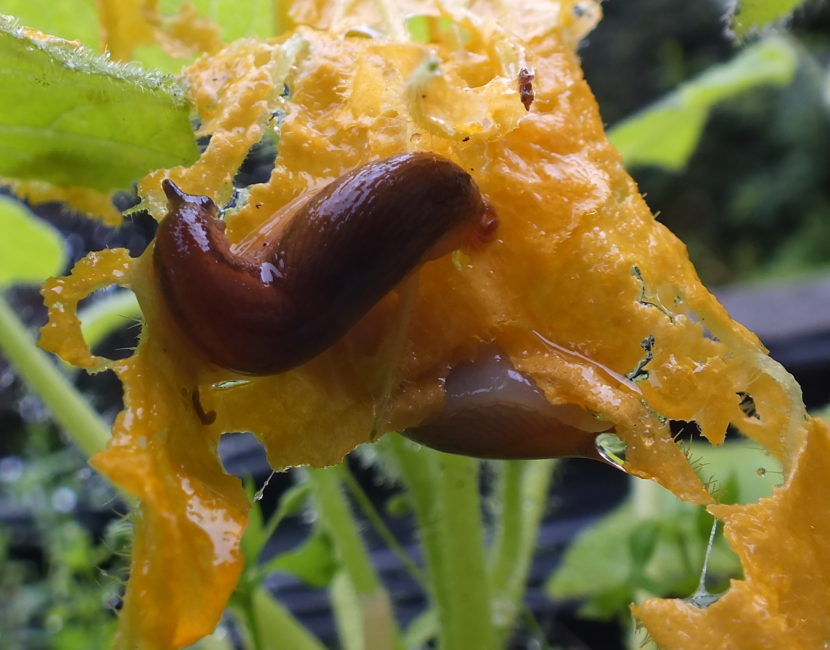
[403,347,613,460]
[153,152,496,374]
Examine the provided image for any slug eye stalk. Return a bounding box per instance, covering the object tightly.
[153,152,497,375]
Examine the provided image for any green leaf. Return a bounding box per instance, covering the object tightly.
[691,440,782,503]
[203,0,275,42]
[0,196,65,287]
[730,0,811,39]
[0,16,198,191]
[548,440,778,617]
[547,504,638,603]
[78,290,141,351]
[262,530,339,588]
[132,44,193,76]
[628,519,660,568]
[247,588,327,650]
[384,492,412,517]
[158,0,276,41]
[579,583,636,621]
[609,37,797,171]
[0,0,99,48]
[405,15,431,44]
[403,609,438,649]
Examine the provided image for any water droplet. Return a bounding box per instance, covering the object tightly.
[596,433,628,469]
[410,132,422,143]
[52,486,77,513]
[757,467,767,477]
[685,589,723,609]
[254,471,276,501]
[102,591,121,611]
[0,456,24,483]
[211,379,251,391]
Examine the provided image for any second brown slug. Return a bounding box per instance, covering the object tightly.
[403,347,614,460]
[153,152,498,375]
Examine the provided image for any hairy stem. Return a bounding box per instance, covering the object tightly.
[308,467,399,650]
[381,435,496,649]
[489,460,555,644]
[0,293,110,456]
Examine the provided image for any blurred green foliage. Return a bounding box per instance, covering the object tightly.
[0,426,128,650]
[0,1,828,649]
[583,0,830,285]
[609,37,797,171]
[731,0,812,39]
[0,198,65,287]
[548,441,783,622]
[0,0,99,48]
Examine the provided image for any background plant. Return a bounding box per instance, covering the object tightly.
[0,0,827,649]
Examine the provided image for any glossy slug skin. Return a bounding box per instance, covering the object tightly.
[153,152,496,374]
[403,347,613,460]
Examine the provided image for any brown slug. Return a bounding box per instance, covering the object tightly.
[403,347,614,460]
[153,152,497,375]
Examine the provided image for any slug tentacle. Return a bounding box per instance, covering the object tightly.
[153,152,497,375]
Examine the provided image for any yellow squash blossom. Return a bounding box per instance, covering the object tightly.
[36,0,830,648]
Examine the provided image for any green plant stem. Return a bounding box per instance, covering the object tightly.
[0,292,110,456]
[338,463,428,589]
[489,460,555,645]
[434,453,496,650]
[379,436,448,633]
[237,586,265,650]
[308,467,399,650]
[249,483,317,581]
[330,570,365,650]
[381,435,496,649]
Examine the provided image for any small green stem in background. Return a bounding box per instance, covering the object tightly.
[308,467,399,650]
[309,467,382,596]
[434,453,496,650]
[236,586,265,650]
[0,292,110,456]
[489,459,555,645]
[380,435,497,648]
[378,435,449,637]
[338,462,428,589]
